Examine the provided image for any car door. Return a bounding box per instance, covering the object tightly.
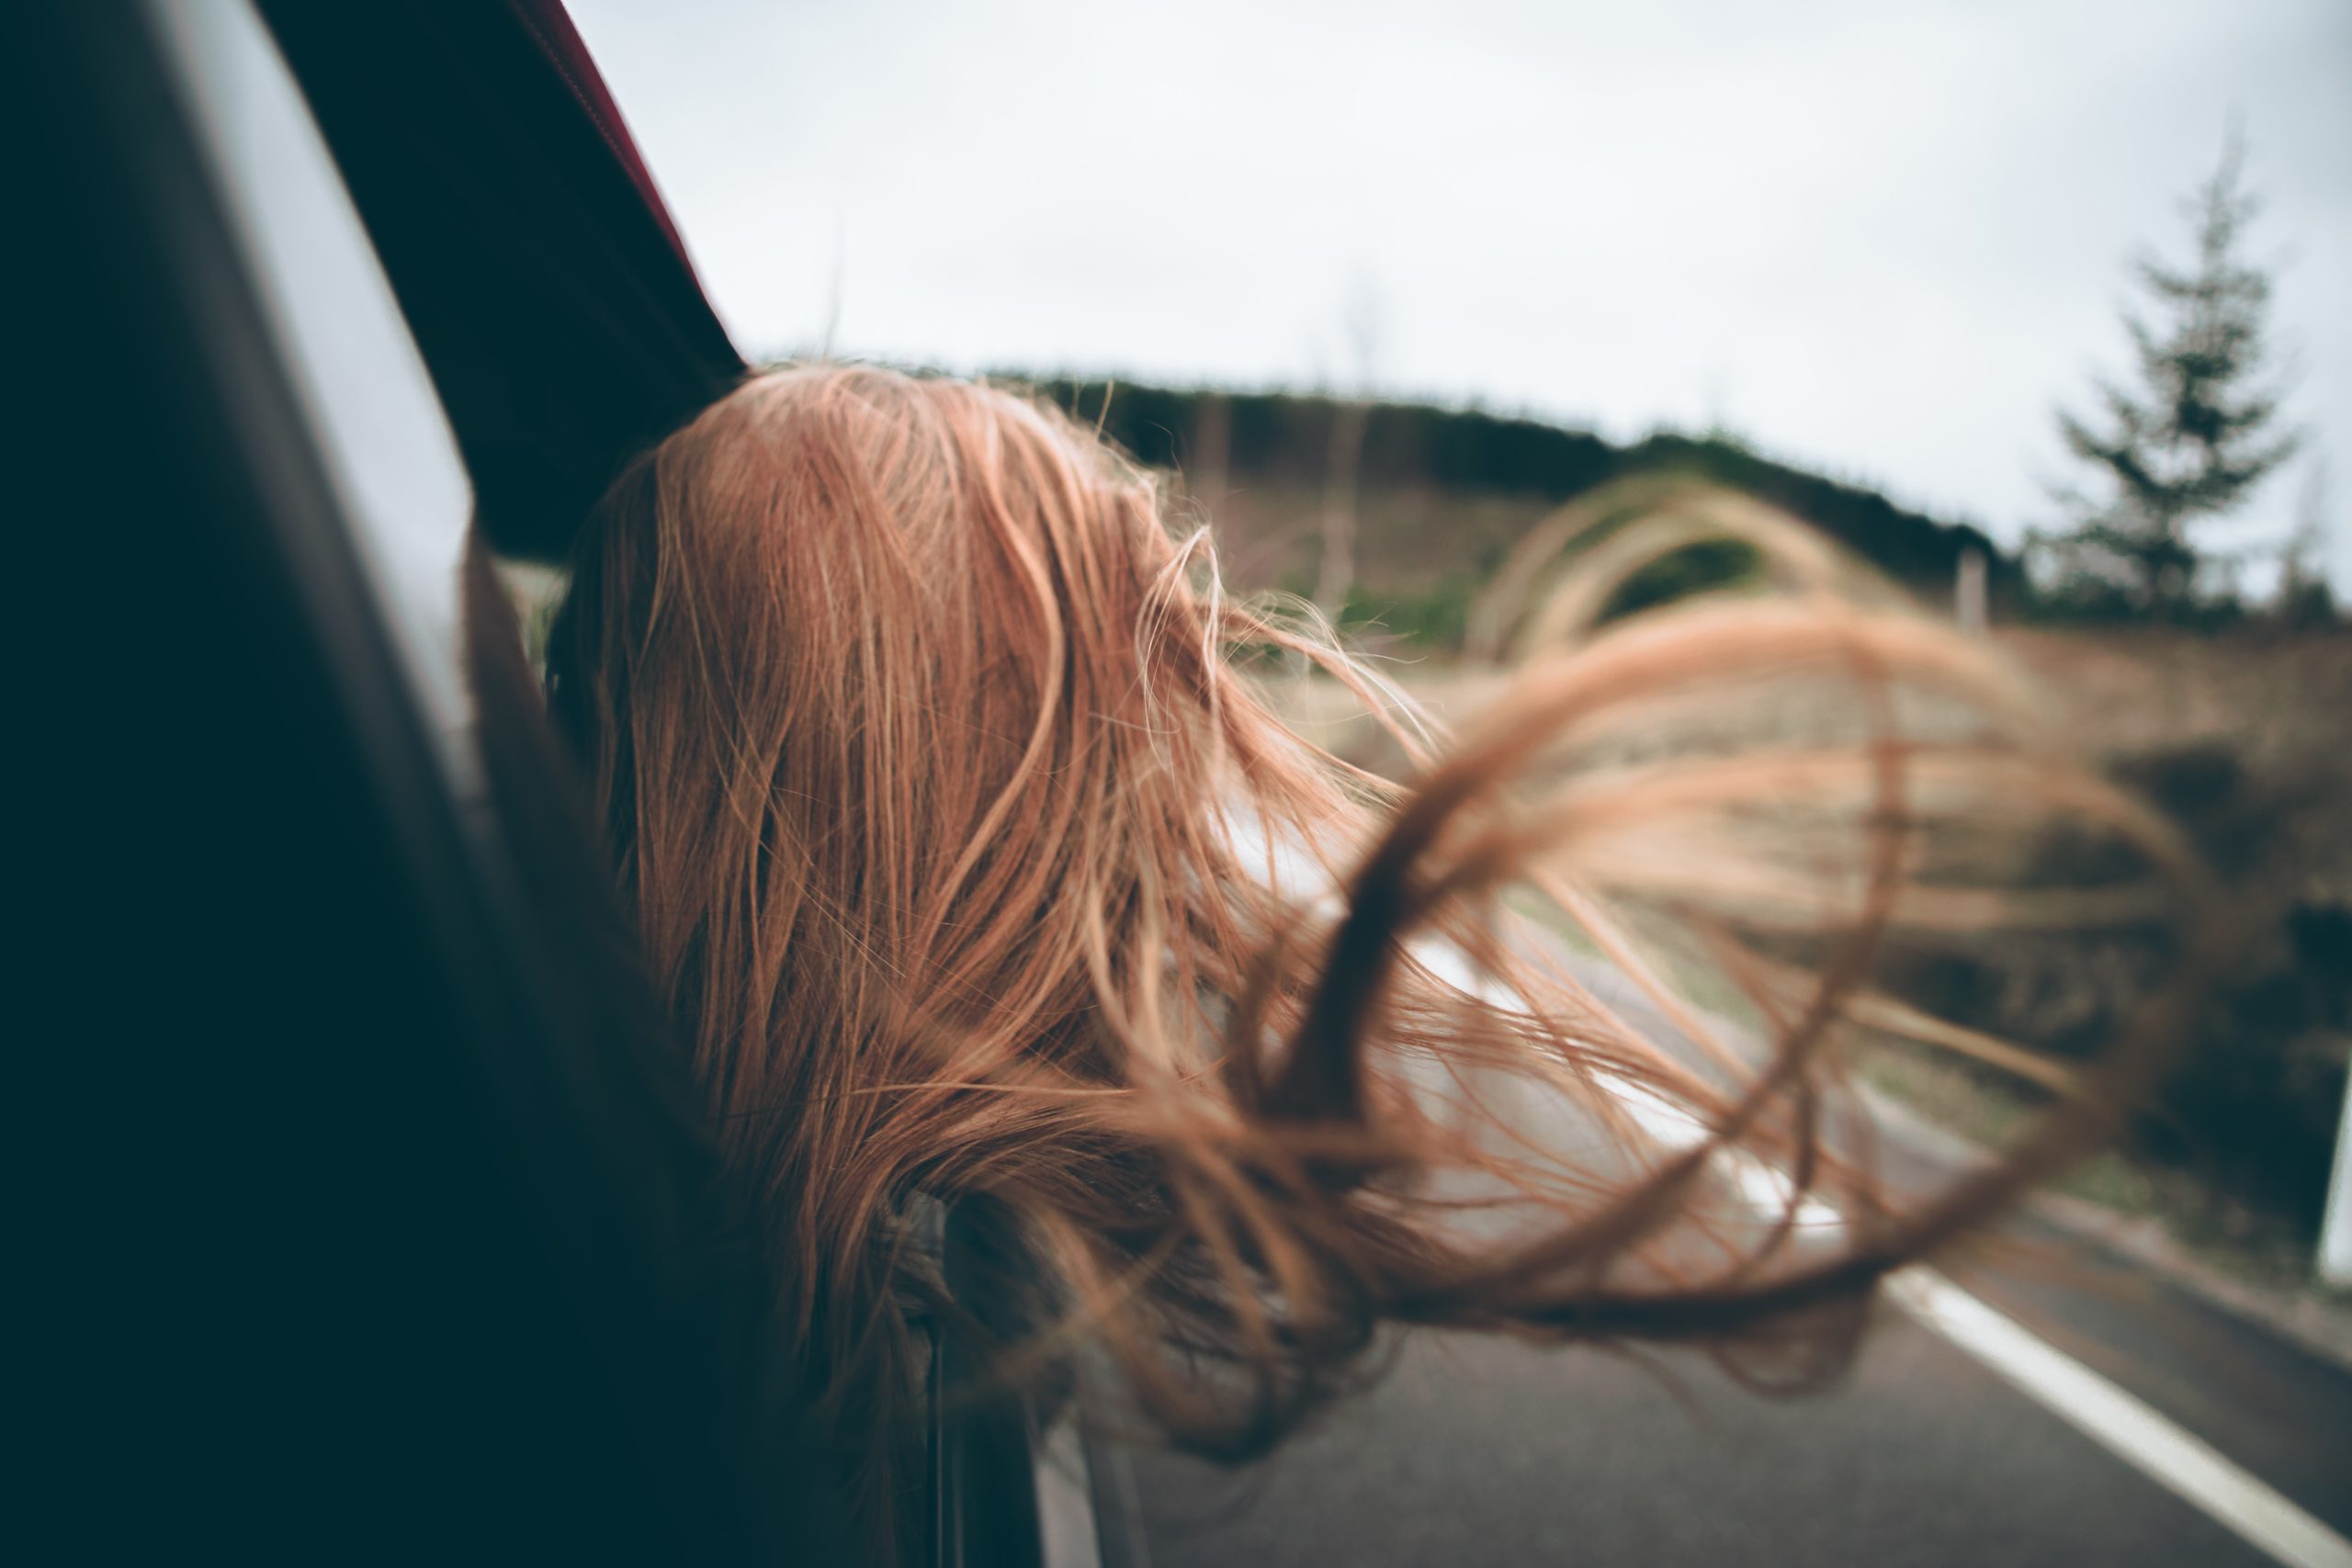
[15,3,850,1560]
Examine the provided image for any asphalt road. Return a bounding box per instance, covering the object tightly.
[1074,960,2352,1567]
[1079,1202,2352,1568]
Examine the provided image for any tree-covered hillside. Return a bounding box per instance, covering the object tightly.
[1016,377,2016,644]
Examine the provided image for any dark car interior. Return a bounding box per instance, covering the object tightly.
[16,2,1059,1562]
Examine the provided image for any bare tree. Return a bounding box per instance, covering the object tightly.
[2277,458,2336,628]
[816,213,845,362]
[1314,277,1384,621]
[1191,391,1231,512]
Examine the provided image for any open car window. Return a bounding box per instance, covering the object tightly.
[15,3,1068,1562]
[150,0,478,775]
[18,1,855,1559]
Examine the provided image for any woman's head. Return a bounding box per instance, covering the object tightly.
[556,367,1209,1110]
[544,364,2205,1554]
[548,365,1420,1521]
[549,365,1391,1191]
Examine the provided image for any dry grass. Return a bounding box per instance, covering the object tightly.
[1261,622,2352,1282]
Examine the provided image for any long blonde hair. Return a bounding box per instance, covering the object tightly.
[546,364,2206,1551]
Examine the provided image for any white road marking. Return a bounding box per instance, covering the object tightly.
[1379,893,2346,1563]
[1035,1416,1110,1568]
[1599,1067,2352,1568]
[1888,1268,2352,1568]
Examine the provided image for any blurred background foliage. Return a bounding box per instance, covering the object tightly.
[1001,360,2347,1274]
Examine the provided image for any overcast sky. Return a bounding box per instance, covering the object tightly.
[569,0,2350,588]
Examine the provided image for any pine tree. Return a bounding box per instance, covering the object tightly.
[2042,127,2301,619]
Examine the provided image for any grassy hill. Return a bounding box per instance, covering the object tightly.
[994,371,2344,1266]
[1016,376,2017,643]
